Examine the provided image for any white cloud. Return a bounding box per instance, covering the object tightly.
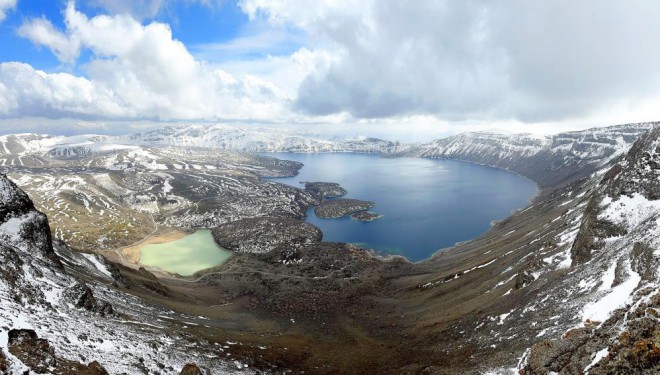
[0,0,16,22]
[17,18,81,64]
[240,0,660,123]
[6,0,660,130]
[4,1,292,121]
[239,0,372,30]
[0,62,123,118]
[211,47,340,98]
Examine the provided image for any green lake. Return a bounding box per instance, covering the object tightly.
[139,229,232,276]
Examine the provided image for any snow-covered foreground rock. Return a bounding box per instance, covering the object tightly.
[0,174,251,374]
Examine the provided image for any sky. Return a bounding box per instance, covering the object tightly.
[1,1,660,140]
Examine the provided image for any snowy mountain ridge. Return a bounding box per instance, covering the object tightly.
[1,124,407,159]
[1,122,653,172]
[399,122,656,187]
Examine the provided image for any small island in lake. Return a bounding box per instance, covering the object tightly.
[314,198,375,218]
[351,211,383,222]
[303,181,348,198]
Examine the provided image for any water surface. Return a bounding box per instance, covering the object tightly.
[267,153,537,262]
[140,230,231,275]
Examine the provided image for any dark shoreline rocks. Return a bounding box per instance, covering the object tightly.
[314,198,375,219]
[350,211,383,222]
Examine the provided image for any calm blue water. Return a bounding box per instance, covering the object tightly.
[267,153,537,262]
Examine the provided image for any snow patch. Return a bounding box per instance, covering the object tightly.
[582,263,640,323]
[584,347,609,373]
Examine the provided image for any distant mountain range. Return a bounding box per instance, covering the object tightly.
[2,121,655,188]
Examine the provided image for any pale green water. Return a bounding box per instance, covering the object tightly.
[139,230,232,276]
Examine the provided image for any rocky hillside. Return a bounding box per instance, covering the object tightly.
[2,147,315,252]
[517,126,660,374]
[507,126,660,374]
[0,173,253,374]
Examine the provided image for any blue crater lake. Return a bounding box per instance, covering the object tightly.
[267,153,537,262]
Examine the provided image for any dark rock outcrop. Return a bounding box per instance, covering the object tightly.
[0,174,62,269]
[570,195,626,264]
[63,282,114,316]
[605,126,660,199]
[522,291,660,374]
[180,363,207,375]
[212,216,322,254]
[7,329,111,374]
[631,242,657,282]
[8,329,57,373]
[514,271,535,290]
[0,349,7,373]
[87,361,110,375]
[94,254,129,288]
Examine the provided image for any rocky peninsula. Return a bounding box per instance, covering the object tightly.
[314,198,375,218]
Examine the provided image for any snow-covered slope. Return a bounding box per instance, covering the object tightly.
[0,134,64,156]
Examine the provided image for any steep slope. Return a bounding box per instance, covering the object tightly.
[0,174,253,374]
[400,122,654,188]
[517,126,660,374]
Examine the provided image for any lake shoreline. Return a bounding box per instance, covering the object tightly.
[117,227,193,265]
[264,152,538,262]
[140,229,232,276]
